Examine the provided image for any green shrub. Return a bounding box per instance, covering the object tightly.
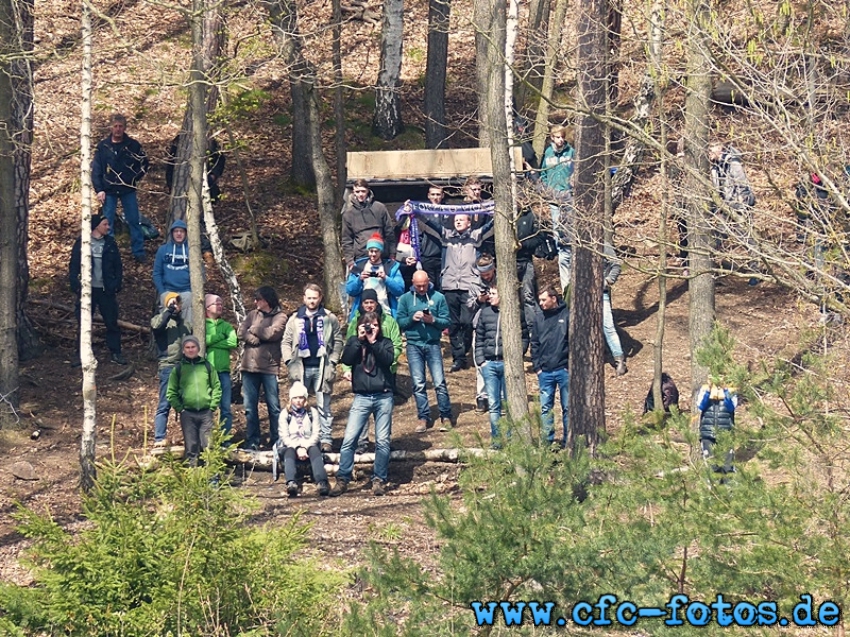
[0,444,346,636]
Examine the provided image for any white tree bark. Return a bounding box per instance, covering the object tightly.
[79,0,97,491]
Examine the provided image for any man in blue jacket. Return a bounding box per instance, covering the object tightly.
[153,219,198,325]
[91,114,149,263]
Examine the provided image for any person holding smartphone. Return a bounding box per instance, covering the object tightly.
[345,233,405,321]
[396,271,454,433]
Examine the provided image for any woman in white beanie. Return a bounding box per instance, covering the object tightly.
[277,381,330,497]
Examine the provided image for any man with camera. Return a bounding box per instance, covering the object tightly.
[344,233,405,321]
[151,292,192,447]
[396,271,454,433]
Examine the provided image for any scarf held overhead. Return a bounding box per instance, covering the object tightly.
[397,200,496,261]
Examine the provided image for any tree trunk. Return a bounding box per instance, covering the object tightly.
[515,0,549,108]
[373,0,404,140]
[167,5,224,226]
[474,0,492,146]
[79,0,97,491]
[332,0,346,208]
[0,0,20,429]
[481,0,531,438]
[683,0,714,402]
[266,0,346,312]
[532,0,568,160]
[568,0,608,456]
[12,0,37,361]
[290,81,316,188]
[424,0,451,148]
[187,0,209,348]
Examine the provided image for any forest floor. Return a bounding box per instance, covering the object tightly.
[2,0,849,594]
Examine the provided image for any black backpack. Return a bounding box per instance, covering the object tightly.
[643,373,680,414]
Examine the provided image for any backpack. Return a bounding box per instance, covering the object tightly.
[643,372,680,414]
[172,358,214,386]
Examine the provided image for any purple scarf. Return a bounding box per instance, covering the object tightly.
[396,200,496,260]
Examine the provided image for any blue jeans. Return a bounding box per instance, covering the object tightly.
[539,368,569,444]
[481,360,506,440]
[602,291,623,359]
[337,392,394,483]
[406,342,452,421]
[241,371,281,448]
[154,366,174,442]
[217,371,232,435]
[102,191,145,257]
[303,365,333,445]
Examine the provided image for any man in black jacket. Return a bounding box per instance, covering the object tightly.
[531,285,569,447]
[330,311,397,496]
[91,114,149,263]
[69,214,125,365]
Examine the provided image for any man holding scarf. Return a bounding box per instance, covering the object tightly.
[282,283,344,453]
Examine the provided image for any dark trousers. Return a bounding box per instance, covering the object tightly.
[180,408,213,466]
[517,260,537,347]
[282,445,329,484]
[443,289,473,363]
[75,288,121,354]
[399,258,442,292]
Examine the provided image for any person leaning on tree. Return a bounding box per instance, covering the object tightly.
[204,294,237,437]
[151,292,192,448]
[91,113,150,263]
[69,213,126,366]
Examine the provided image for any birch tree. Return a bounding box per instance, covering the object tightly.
[79,0,97,491]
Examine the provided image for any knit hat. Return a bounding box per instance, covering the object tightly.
[361,289,379,304]
[289,381,309,400]
[164,292,181,307]
[205,293,221,309]
[91,213,106,230]
[366,233,384,251]
[182,335,200,349]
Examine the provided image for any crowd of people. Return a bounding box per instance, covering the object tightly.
[74,114,760,496]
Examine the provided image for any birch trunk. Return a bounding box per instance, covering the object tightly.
[79,0,97,491]
[373,0,404,139]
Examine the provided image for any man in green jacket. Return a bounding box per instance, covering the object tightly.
[166,335,222,466]
[205,294,237,436]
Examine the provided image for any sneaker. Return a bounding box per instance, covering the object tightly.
[371,478,386,496]
[475,396,489,413]
[286,481,299,497]
[317,480,331,496]
[153,440,168,449]
[320,442,333,453]
[439,417,454,432]
[615,358,628,376]
[415,419,429,433]
[110,352,128,365]
[329,479,349,497]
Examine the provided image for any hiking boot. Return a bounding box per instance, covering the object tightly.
[286,481,299,497]
[320,442,333,454]
[371,478,386,496]
[615,357,628,376]
[415,419,429,433]
[110,352,128,365]
[439,417,454,432]
[475,396,489,413]
[329,479,349,497]
[317,480,331,496]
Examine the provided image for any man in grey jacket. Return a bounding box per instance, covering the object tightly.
[420,212,495,372]
[281,283,344,453]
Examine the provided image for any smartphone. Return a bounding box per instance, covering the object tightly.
[422,308,431,315]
